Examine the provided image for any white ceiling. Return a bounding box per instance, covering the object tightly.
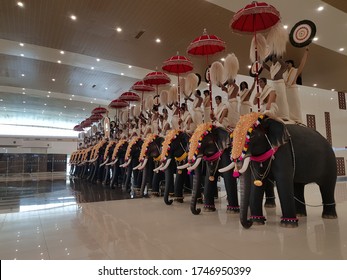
[0,0,346,136]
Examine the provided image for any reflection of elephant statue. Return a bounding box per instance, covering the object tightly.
[121,137,144,193]
[108,140,128,189]
[227,113,337,228]
[157,130,191,205]
[134,134,164,197]
[183,123,239,215]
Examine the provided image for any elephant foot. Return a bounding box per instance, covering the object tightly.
[322,213,338,219]
[226,206,240,214]
[174,197,184,203]
[280,217,299,228]
[151,192,160,197]
[203,205,216,212]
[250,216,266,225]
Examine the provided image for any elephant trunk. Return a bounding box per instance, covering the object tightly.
[138,158,148,170]
[190,160,202,215]
[160,158,172,171]
[164,159,175,205]
[240,168,253,229]
[187,157,202,171]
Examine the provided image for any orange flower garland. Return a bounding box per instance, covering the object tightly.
[104,141,116,160]
[112,139,126,160]
[160,129,181,162]
[139,134,158,162]
[188,122,213,163]
[125,137,141,161]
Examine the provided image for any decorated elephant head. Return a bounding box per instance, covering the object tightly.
[109,139,128,166]
[120,137,143,168]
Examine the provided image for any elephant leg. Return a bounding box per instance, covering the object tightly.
[203,173,217,212]
[240,168,253,228]
[110,164,117,188]
[174,169,187,203]
[264,180,276,208]
[294,182,307,217]
[250,181,266,224]
[124,165,132,192]
[102,165,110,185]
[317,176,337,218]
[164,159,175,205]
[139,163,148,197]
[220,152,239,213]
[151,170,161,196]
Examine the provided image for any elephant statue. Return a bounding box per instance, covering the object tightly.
[225,113,337,228]
[87,138,109,183]
[107,139,128,189]
[121,137,144,194]
[156,129,191,205]
[134,134,164,197]
[181,123,239,215]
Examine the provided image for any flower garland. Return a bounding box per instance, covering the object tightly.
[139,134,158,162]
[231,112,265,162]
[112,139,126,160]
[104,141,116,161]
[188,122,213,164]
[125,137,141,161]
[160,129,181,162]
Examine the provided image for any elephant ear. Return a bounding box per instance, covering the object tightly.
[262,117,290,147]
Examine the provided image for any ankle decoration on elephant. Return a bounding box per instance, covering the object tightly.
[203,204,216,212]
[250,215,267,224]
[227,205,240,213]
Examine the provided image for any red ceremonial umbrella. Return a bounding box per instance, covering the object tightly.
[73,124,84,131]
[230,1,280,110]
[187,29,226,114]
[108,98,129,129]
[119,91,141,137]
[91,106,108,115]
[80,118,92,128]
[143,70,171,106]
[162,52,193,120]
[89,114,103,123]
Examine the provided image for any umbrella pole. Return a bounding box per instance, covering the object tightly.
[206,54,214,117]
[253,22,260,112]
[128,103,130,138]
[177,73,181,129]
[141,91,144,133]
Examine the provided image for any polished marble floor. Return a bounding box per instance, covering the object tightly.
[0,176,346,260]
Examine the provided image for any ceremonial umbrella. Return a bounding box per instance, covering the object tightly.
[119,91,141,137]
[230,1,280,110]
[108,98,128,135]
[131,80,155,114]
[89,114,103,123]
[91,106,108,115]
[80,118,92,129]
[187,29,226,114]
[143,70,171,106]
[73,124,84,131]
[162,52,193,119]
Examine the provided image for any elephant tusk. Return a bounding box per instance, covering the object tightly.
[218,162,235,173]
[106,158,118,166]
[176,162,190,170]
[138,158,148,170]
[99,159,109,167]
[133,162,142,170]
[159,158,172,171]
[153,163,164,173]
[187,157,202,171]
[120,158,131,168]
[239,157,251,174]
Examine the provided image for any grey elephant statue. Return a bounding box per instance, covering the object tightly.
[157,129,191,205]
[224,113,337,228]
[134,134,164,197]
[108,139,128,189]
[100,140,117,185]
[182,123,239,215]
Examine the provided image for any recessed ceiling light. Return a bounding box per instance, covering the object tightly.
[22,101,26,104]
[105,87,108,90]
[116,27,122,32]
[64,106,67,108]
[72,94,74,97]
[91,66,94,70]
[48,91,51,94]
[60,50,65,54]
[52,78,55,81]
[17,2,24,8]
[317,6,324,11]
[247,65,252,69]
[22,92,25,95]
[313,37,318,41]
[20,54,24,57]
[90,101,93,104]
[0,99,3,102]
[283,25,288,29]
[22,88,25,90]
[96,58,100,62]
[57,60,61,63]
[19,43,24,47]
[79,83,83,86]
[82,108,85,111]
[330,97,333,100]
[331,89,335,91]
[128,65,132,68]
[313,83,317,87]
[69,98,72,100]
[47,95,50,98]
[121,73,124,75]
[21,74,25,77]
[155,38,161,43]
[44,103,47,106]
[220,58,225,61]
[93,98,96,100]
[339,48,344,52]
[70,15,77,21]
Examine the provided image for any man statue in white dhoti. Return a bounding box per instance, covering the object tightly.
[263,55,290,120]
[238,80,256,116]
[221,79,240,128]
[186,90,204,126]
[283,47,309,123]
[212,95,230,130]
[253,78,278,116]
